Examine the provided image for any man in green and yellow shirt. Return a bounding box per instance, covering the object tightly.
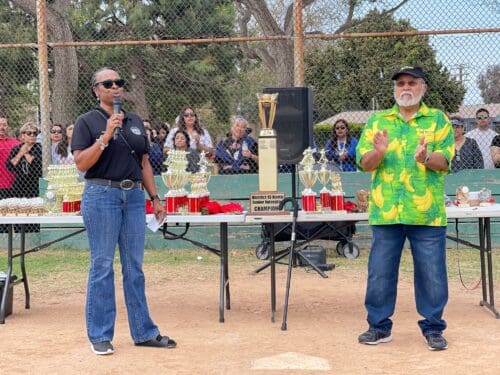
[356,66,454,351]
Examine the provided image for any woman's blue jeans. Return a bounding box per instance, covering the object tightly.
[82,182,160,344]
[365,225,448,336]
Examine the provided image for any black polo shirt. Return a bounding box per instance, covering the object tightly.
[72,107,149,181]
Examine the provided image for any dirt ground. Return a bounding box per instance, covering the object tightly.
[1,254,499,375]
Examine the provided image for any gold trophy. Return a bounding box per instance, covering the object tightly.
[298,147,318,212]
[161,150,190,213]
[330,171,346,212]
[249,92,284,214]
[188,152,211,213]
[317,149,331,211]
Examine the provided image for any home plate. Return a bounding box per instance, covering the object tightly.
[251,352,331,371]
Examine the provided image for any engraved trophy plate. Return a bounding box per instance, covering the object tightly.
[249,92,285,214]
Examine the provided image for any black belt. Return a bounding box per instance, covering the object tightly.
[86,178,143,190]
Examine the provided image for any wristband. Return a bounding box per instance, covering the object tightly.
[150,194,160,203]
[97,136,108,151]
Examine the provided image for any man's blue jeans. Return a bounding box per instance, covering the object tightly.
[365,225,448,336]
[82,182,160,344]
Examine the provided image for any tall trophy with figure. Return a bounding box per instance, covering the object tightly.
[298,147,318,212]
[249,92,285,214]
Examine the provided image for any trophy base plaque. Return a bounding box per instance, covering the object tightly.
[249,191,286,215]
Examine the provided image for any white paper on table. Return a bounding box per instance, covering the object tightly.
[146,214,167,232]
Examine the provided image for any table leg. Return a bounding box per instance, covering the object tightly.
[219,223,229,323]
[0,224,14,324]
[478,219,488,304]
[270,224,276,323]
[482,218,499,318]
[19,224,30,309]
[221,223,230,310]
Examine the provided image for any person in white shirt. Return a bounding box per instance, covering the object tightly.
[163,107,213,156]
[465,108,498,169]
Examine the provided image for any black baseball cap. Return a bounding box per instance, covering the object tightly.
[391,66,426,81]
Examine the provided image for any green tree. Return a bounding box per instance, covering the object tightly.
[478,64,500,104]
[71,0,239,134]
[0,1,38,127]
[305,10,465,115]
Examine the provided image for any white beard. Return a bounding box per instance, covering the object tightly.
[395,90,424,107]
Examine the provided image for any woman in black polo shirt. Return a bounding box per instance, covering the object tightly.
[72,67,176,355]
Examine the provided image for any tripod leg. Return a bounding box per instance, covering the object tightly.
[281,240,296,331]
[253,249,290,273]
[296,250,328,278]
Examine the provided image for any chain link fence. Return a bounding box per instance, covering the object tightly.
[0,0,499,204]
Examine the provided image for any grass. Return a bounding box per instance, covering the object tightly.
[1,245,498,288]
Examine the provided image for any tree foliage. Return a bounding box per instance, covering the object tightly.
[478,64,500,104]
[305,10,465,116]
[70,0,239,132]
[0,0,37,127]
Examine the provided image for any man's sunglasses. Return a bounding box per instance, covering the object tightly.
[95,79,125,89]
[23,131,38,136]
[476,114,489,120]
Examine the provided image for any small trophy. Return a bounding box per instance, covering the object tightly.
[249,92,285,214]
[161,150,190,213]
[317,149,331,211]
[188,152,211,213]
[330,171,346,212]
[298,147,318,212]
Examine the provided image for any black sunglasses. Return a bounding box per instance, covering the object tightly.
[335,126,346,130]
[23,131,38,136]
[95,79,125,89]
[50,129,62,134]
[183,112,196,117]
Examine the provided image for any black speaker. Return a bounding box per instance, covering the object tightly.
[263,87,313,164]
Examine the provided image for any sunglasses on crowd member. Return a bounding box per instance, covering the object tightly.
[94,79,125,89]
[335,125,347,130]
[50,129,62,134]
[23,131,38,136]
[476,114,489,120]
[183,112,196,117]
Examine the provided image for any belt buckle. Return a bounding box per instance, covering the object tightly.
[120,179,134,190]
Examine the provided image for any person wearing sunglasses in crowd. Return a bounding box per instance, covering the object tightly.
[49,123,64,164]
[465,108,497,169]
[71,67,176,355]
[324,119,358,171]
[6,122,43,200]
[163,106,213,157]
[449,116,483,173]
[53,123,76,165]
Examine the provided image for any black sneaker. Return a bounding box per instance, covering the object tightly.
[425,333,448,351]
[90,341,114,355]
[358,329,393,345]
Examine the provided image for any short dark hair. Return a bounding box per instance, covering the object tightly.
[476,108,489,117]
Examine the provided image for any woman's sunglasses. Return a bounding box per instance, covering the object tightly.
[335,126,346,130]
[50,129,62,134]
[23,131,38,136]
[95,79,125,89]
[183,112,196,117]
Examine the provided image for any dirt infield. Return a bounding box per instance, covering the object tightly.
[1,253,499,375]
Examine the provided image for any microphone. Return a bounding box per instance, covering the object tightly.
[113,97,122,140]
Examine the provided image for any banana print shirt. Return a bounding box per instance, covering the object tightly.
[356,103,454,226]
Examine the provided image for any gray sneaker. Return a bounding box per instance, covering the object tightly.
[425,333,448,351]
[90,341,114,355]
[358,329,393,345]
